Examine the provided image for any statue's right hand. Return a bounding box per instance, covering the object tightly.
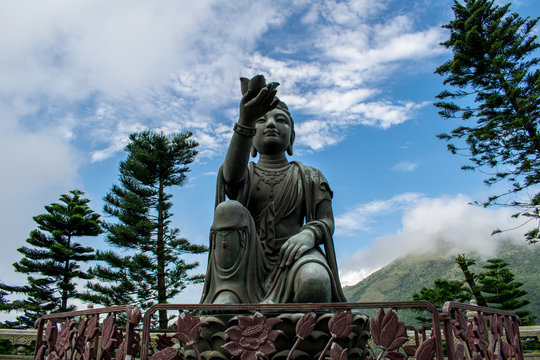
[239,79,280,125]
[279,230,315,268]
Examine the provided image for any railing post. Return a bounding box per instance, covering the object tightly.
[441,310,455,360]
[125,308,133,360]
[33,318,44,359]
[125,306,141,360]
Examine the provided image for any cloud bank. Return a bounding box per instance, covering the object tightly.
[337,194,530,286]
[0,0,447,163]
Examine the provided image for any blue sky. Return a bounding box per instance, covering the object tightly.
[1,0,539,311]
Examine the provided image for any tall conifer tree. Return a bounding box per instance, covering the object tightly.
[82,130,207,329]
[413,255,534,325]
[479,258,534,324]
[435,0,540,243]
[455,254,487,306]
[0,190,102,328]
[412,279,472,323]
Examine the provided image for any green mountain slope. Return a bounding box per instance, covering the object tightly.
[343,242,540,323]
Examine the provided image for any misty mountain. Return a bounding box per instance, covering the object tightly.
[343,242,540,324]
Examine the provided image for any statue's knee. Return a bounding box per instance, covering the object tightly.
[213,200,251,230]
[212,200,250,269]
[213,291,240,304]
[293,263,331,303]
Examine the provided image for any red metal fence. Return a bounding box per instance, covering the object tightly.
[33,301,523,360]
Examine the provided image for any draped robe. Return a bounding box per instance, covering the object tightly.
[200,161,345,304]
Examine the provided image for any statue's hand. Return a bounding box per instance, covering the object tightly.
[279,229,315,268]
[238,77,279,125]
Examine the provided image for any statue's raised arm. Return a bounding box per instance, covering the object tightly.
[201,75,345,305]
[222,76,279,196]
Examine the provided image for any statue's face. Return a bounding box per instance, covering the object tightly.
[253,108,292,155]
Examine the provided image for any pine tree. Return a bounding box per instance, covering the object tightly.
[478,258,535,324]
[455,254,486,306]
[0,290,10,313]
[413,279,472,308]
[435,0,540,243]
[0,190,102,328]
[82,130,208,329]
[412,279,472,323]
[412,254,534,324]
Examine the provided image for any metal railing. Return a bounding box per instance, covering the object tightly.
[14,301,528,360]
[33,305,140,360]
[140,301,443,360]
[441,301,524,360]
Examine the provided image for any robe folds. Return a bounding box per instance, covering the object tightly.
[200,161,346,304]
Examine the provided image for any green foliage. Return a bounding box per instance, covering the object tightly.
[455,254,487,306]
[413,279,472,307]
[411,253,535,325]
[0,290,9,313]
[413,279,472,322]
[479,258,535,324]
[0,190,102,328]
[435,0,540,243]
[0,339,16,355]
[522,337,540,352]
[82,130,208,329]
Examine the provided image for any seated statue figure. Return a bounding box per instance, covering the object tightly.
[200,75,345,304]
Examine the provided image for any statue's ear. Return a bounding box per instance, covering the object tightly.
[240,77,249,95]
[287,130,295,156]
[251,146,258,158]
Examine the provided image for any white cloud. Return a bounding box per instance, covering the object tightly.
[353,101,430,129]
[340,269,375,288]
[338,194,530,286]
[245,8,445,150]
[90,121,147,162]
[301,0,388,25]
[336,193,422,234]
[294,120,341,150]
[0,0,289,161]
[365,27,447,66]
[293,100,429,150]
[0,103,80,201]
[0,0,449,161]
[392,161,419,172]
[0,102,81,289]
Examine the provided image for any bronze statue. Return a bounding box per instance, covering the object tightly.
[200,75,345,304]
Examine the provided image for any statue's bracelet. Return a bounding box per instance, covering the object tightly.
[233,122,257,137]
[301,223,323,245]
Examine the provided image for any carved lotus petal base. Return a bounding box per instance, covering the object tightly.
[153,311,370,360]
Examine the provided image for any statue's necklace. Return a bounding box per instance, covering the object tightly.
[254,164,290,201]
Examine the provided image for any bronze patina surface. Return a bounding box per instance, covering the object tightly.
[200,75,345,305]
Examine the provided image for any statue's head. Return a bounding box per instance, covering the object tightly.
[240,75,295,158]
[251,99,295,157]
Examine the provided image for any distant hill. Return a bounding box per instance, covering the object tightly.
[343,242,540,324]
